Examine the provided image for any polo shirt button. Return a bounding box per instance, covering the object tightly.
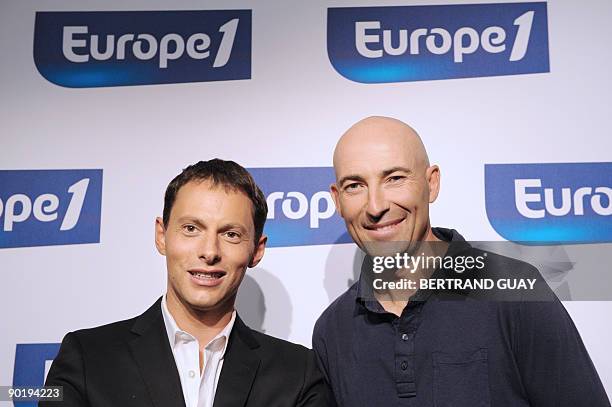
[401,333,409,341]
[401,361,408,370]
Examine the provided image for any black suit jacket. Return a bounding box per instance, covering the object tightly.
[42,299,334,407]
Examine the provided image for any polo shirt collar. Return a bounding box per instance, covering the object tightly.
[355,227,469,311]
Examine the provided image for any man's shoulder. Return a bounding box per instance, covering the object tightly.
[238,326,335,404]
[66,300,160,348]
[476,247,539,274]
[67,315,138,347]
[313,281,359,338]
[249,328,310,356]
[242,327,316,371]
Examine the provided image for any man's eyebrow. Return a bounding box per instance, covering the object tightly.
[337,174,366,187]
[337,167,413,186]
[381,166,412,177]
[219,223,248,233]
[175,217,249,233]
[176,216,206,227]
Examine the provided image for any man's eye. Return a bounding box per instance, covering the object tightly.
[387,175,405,183]
[225,231,241,240]
[183,225,198,233]
[345,183,362,191]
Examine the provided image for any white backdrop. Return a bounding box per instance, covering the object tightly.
[1,0,611,402]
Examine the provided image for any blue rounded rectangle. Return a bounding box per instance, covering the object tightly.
[485,163,612,244]
[0,169,103,249]
[327,2,549,83]
[248,167,351,248]
[34,10,251,88]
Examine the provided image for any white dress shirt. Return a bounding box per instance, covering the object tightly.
[161,296,236,407]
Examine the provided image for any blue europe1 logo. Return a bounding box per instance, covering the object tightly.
[13,343,60,407]
[327,2,549,83]
[0,170,103,248]
[248,167,351,247]
[485,163,612,244]
[33,10,251,88]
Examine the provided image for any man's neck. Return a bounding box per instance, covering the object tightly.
[166,292,234,349]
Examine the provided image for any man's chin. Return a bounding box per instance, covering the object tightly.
[184,296,222,312]
[186,292,236,314]
[362,240,417,258]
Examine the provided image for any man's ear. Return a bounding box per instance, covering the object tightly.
[426,165,441,203]
[330,182,343,217]
[249,234,267,268]
[155,217,167,256]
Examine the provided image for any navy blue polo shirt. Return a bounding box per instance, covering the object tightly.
[312,228,610,407]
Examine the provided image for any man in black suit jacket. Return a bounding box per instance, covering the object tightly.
[43,159,333,407]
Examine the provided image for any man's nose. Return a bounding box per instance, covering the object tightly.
[366,186,389,220]
[199,233,221,264]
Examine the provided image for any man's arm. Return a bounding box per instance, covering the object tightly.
[515,300,610,406]
[40,332,88,407]
[296,350,336,407]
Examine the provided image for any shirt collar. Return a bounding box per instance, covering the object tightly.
[161,295,236,357]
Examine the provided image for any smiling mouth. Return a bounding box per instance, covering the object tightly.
[189,271,226,280]
[364,218,404,231]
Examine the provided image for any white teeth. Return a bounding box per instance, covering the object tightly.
[192,272,222,279]
[374,224,396,231]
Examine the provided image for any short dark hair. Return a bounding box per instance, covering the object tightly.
[163,159,268,243]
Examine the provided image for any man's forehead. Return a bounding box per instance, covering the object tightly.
[334,136,418,177]
[170,184,255,232]
[174,181,252,213]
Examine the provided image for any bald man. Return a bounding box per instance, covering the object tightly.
[312,117,610,407]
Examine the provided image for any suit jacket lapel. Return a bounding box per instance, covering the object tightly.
[213,316,261,407]
[129,298,186,407]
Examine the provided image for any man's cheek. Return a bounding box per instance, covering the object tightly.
[339,196,360,217]
[228,245,253,265]
[389,189,414,203]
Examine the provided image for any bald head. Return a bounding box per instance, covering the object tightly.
[333,116,430,175]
